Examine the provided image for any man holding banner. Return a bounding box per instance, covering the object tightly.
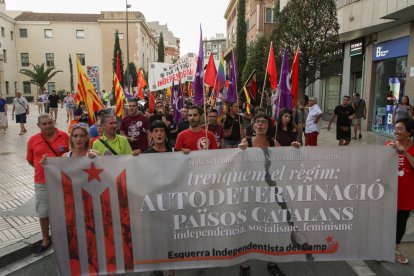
[175,106,218,152]
[27,114,69,255]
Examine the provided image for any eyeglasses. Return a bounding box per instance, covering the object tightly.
[255,119,269,125]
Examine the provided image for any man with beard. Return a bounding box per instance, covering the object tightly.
[175,106,218,152]
[27,114,69,255]
[120,99,150,153]
[207,108,224,148]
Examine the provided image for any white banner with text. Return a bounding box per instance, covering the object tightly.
[46,146,397,275]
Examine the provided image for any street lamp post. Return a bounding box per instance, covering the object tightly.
[126,0,131,91]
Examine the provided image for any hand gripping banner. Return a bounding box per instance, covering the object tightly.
[45,146,397,275]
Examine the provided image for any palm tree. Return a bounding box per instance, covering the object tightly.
[19,63,63,90]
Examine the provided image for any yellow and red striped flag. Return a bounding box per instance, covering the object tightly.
[76,55,104,125]
[136,68,147,100]
[243,86,251,114]
[113,73,125,118]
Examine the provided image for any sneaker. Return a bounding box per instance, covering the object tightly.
[358,134,362,139]
[395,250,408,264]
[32,242,52,256]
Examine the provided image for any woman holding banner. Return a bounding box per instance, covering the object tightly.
[62,123,99,158]
[238,114,282,276]
[386,118,414,264]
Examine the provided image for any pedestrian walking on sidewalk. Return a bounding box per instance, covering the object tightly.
[327,95,356,146]
[27,114,69,255]
[304,97,323,146]
[12,91,29,135]
[351,93,366,140]
[0,93,8,134]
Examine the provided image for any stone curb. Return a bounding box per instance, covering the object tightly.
[0,233,42,268]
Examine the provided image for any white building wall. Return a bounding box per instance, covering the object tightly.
[15,21,103,94]
[0,13,18,96]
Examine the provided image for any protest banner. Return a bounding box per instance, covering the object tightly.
[45,146,397,275]
[148,53,197,91]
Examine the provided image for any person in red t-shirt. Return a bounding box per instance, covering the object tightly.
[386,118,414,264]
[26,114,69,255]
[120,99,150,153]
[175,106,218,153]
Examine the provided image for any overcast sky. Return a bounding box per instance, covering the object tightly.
[7,0,228,56]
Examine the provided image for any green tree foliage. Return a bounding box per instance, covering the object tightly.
[112,31,124,88]
[69,54,74,91]
[157,32,165,62]
[125,62,138,88]
[242,35,269,103]
[270,0,341,102]
[19,63,62,90]
[235,0,247,88]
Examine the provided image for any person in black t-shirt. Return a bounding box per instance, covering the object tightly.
[149,101,174,139]
[327,95,356,146]
[48,90,60,122]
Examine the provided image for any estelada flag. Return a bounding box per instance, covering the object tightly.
[136,68,147,100]
[76,55,104,125]
[116,51,123,82]
[114,73,125,118]
[243,86,251,114]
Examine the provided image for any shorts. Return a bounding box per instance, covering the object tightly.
[351,117,362,126]
[35,183,49,218]
[0,112,7,128]
[49,107,58,113]
[15,113,27,123]
[336,125,351,141]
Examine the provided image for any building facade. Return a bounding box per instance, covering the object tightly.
[338,0,414,134]
[0,1,171,100]
[147,21,180,63]
[224,0,276,62]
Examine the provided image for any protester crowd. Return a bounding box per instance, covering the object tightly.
[0,87,413,275]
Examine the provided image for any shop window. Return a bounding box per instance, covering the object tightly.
[76,30,85,39]
[372,56,407,134]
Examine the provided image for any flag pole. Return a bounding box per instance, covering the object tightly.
[274,87,282,144]
[237,69,255,97]
[260,41,273,108]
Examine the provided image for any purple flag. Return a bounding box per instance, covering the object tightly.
[123,89,136,101]
[193,26,204,106]
[173,82,183,124]
[274,49,293,117]
[225,50,237,103]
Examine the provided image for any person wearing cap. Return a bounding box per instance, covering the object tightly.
[88,109,107,138]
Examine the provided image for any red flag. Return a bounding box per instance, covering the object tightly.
[248,72,257,101]
[136,68,147,100]
[267,42,278,91]
[116,51,122,82]
[291,48,299,107]
[148,92,155,113]
[204,52,217,87]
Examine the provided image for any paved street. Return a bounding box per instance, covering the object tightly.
[0,104,413,275]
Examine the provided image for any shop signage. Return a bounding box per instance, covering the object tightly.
[373,37,409,61]
[350,40,363,56]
